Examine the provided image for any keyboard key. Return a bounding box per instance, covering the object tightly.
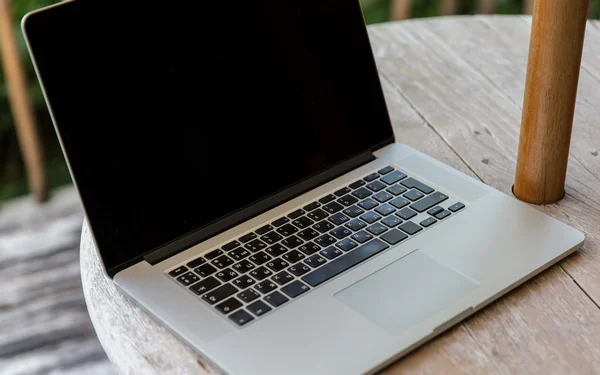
[195,264,217,277]
[328,213,350,225]
[381,215,402,228]
[266,244,288,258]
[177,272,199,286]
[358,198,378,210]
[303,201,321,212]
[314,234,336,247]
[399,221,423,235]
[229,309,254,326]
[323,201,344,214]
[187,257,206,268]
[401,177,434,194]
[375,204,396,216]
[239,233,257,243]
[320,246,344,260]
[360,212,381,224]
[204,249,224,260]
[367,223,388,236]
[378,166,394,175]
[247,300,272,317]
[427,206,444,216]
[337,195,359,206]
[216,268,239,282]
[345,218,367,231]
[298,228,320,241]
[281,281,310,298]
[435,211,452,220]
[302,239,389,287]
[420,217,437,228]
[396,207,417,220]
[389,197,410,209]
[233,275,256,288]
[190,276,220,295]
[237,289,260,303]
[276,224,299,237]
[448,202,466,212]
[373,191,393,203]
[336,238,358,251]
[283,250,306,263]
[410,192,448,213]
[216,297,243,314]
[298,242,321,255]
[318,194,336,204]
[404,190,425,201]
[351,230,373,243]
[307,208,329,221]
[334,187,351,197]
[380,229,409,245]
[343,205,364,218]
[260,232,283,245]
[366,181,387,192]
[255,225,273,236]
[292,216,314,229]
[203,284,238,305]
[244,239,267,252]
[381,170,407,185]
[250,266,272,281]
[232,259,255,273]
[305,254,327,268]
[288,263,311,276]
[249,251,272,265]
[349,180,366,189]
[330,227,352,239]
[387,184,407,196]
[222,240,240,252]
[364,173,380,182]
[212,255,234,269]
[272,217,290,227]
[265,291,289,307]
[266,258,290,272]
[282,235,304,249]
[169,266,188,277]
[314,220,335,233]
[352,187,373,199]
[272,271,294,285]
[255,280,278,294]
[288,209,305,220]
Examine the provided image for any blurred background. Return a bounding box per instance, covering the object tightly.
[0,0,598,374]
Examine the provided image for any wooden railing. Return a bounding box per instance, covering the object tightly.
[391,0,535,20]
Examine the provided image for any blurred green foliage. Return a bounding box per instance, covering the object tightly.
[0,0,599,201]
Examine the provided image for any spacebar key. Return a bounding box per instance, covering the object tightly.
[302,239,389,287]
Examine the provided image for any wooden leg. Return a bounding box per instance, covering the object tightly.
[391,0,411,21]
[514,0,589,204]
[0,0,47,202]
[477,0,497,14]
[441,0,458,15]
[523,0,535,14]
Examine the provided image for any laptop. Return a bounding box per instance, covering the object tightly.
[23,1,584,374]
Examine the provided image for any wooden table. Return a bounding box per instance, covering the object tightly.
[81,16,600,374]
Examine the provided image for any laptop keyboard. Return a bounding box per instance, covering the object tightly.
[167,166,466,327]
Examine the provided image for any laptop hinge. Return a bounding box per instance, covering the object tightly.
[142,150,378,266]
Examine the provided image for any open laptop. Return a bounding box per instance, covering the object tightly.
[23,1,584,374]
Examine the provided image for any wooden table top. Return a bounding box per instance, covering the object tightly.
[81,16,600,374]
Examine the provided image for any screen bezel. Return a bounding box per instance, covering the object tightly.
[23,0,395,277]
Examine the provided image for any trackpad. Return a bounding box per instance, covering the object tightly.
[335,251,479,335]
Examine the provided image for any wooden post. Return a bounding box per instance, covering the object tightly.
[0,0,47,202]
[391,0,411,21]
[441,0,458,16]
[514,0,589,204]
[524,0,535,14]
[477,0,497,14]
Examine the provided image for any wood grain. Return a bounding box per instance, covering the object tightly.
[514,0,590,204]
[390,0,411,21]
[0,0,47,202]
[77,17,600,375]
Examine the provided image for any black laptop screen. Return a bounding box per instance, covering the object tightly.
[25,0,394,272]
